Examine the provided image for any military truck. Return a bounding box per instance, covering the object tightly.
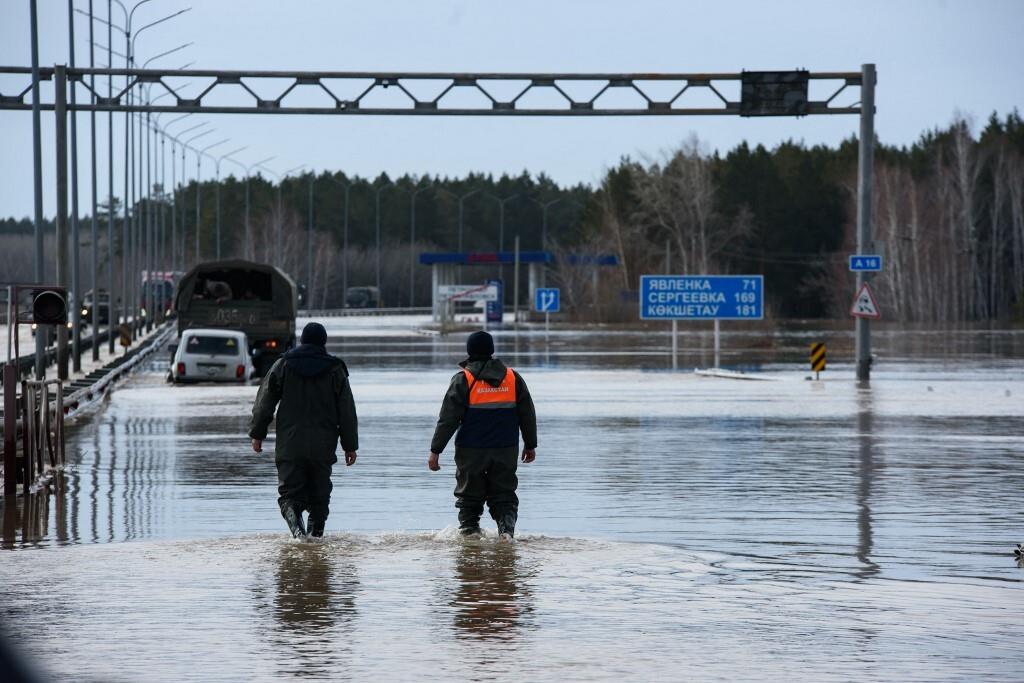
[174,260,298,376]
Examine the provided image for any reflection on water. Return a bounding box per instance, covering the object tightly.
[449,541,533,640]
[249,542,360,680]
[2,533,1021,681]
[1,322,1022,681]
[270,543,353,633]
[856,389,880,579]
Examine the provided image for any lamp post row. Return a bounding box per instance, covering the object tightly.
[35,2,576,378]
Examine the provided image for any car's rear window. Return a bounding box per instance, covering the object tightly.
[185,335,241,356]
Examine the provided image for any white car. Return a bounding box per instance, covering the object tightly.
[170,329,254,384]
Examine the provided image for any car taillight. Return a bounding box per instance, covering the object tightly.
[236,365,245,378]
[265,340,278,349]
[177,362,186,376]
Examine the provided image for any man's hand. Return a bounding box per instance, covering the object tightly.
[344,451,357,466]
[428,451,441,471]
[522,448,536,464]
[251,438,262,453]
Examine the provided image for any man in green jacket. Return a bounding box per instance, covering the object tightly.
[429,331,537,540]
[249,322,359,538]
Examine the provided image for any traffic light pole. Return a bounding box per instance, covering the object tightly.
[55,65,70,382]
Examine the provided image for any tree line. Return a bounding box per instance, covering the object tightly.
[3,111,1022,320]
[581,111,1024,322]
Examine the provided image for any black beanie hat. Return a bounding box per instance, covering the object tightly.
[300,322,328,347]
[466,331,494,359]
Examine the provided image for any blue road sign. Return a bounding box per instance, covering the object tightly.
[849,255,883,272]
[639,275,764,320]
[535,287,560,313]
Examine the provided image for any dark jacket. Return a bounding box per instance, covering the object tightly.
[430,357,537,454]
[249,344,359,460]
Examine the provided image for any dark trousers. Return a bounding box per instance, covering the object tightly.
[276,457,334,523]
[454,446,519,531]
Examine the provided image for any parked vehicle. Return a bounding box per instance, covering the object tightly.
[81,289,111,325]
[169,328,254,383]
[345,286,382,309]
[142,278,175,319]
[174,260,298,376]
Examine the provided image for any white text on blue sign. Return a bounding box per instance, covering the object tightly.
[848,255,883,272]
[640,275,764,320]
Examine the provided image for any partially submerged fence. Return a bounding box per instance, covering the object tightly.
[2,323,175,497]
[2,373,65,498]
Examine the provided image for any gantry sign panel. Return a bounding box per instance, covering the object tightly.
[0,67,863,116]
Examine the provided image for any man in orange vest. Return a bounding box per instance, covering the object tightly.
[429,331,537,540]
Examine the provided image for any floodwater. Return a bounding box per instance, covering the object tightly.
[1,316,1022,681]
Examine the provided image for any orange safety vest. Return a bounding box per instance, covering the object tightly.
[457,367,520,448]
[463,367,517,408]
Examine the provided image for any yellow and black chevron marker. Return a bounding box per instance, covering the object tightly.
[810,342,826,379]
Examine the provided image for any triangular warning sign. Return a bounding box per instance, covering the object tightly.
[850,282,881,319]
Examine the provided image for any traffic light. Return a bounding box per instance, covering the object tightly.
[30,287,68,325]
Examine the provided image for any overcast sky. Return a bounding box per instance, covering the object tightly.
[1,0,1021,219]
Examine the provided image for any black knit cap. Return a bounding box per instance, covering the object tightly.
[300,322,328,347]
[466,331,494,359]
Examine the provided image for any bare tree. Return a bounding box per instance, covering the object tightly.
[632,136,749,276]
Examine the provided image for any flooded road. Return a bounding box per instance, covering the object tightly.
[2,317,1022,681]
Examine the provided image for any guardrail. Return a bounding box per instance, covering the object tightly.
[1,327,113,386]
[2,323,174,497]
[299,307,432,318]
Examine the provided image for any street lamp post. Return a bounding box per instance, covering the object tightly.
[409,181,432,307]
[159,115,200,273]
[257,164,303,269]
[224,156,275,260]
[180,127,210,264]
[108,2,189,338]
[212,145,247,260]
[308,174,314,295]
[458,189,479,253]
[374,180,400,297]
[128,8,191,334]
[325,176,352,299]
[105,0,116,352]
[195,137,228,261]
[434,186,479,253]
[485,192,519,291]
[67,0,83,371]
[530,197,561,250]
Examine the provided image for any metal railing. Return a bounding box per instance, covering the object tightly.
[299,307,432,318]
[2,322,175,497]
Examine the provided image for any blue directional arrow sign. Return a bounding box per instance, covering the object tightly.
[640,275,764,320]
[534,287,560,313]
[848,255,883,272]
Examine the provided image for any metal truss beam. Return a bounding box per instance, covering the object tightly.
[0,67,862,116]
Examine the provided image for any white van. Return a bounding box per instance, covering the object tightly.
[170,329,254,384]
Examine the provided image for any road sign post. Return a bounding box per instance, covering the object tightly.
[855,64,876,382]
[640,275,764,370]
